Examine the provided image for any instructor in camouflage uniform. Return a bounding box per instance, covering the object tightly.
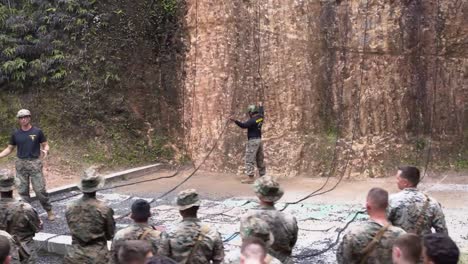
[0,169,41,264]
[387,166,447,235]
[241,177,298,263]
[230,104,266,184]
[337,187,406,264]
[0,109,55,221]
[159,189,224,263]
[64,168,115,264]
[111,199,167,264]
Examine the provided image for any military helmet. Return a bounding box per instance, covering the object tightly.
[247,104,258,113]
[16,109,31,118]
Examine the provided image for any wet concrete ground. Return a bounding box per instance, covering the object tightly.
[35,169,468,263]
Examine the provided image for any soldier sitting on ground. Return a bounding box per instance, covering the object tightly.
[0,231,18,264]
[159,189,224,264]
[337,187,406,264]
[422,233,459,264]
[0,234,12,264]
[111,199,167,264]
[387,166,447,235]
[241,176,298,263]
[117,240,153,264]
[392,234,422,264]
[64,167,115,264]
[0,169,41,264]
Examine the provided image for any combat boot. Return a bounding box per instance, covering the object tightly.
[241,176,255,184]
[47,210,56,221]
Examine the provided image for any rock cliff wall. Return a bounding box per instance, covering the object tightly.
[182,0,468,177]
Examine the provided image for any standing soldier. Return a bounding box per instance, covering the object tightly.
[387,166,447,235]
[159,189,224,264]
[0,109,55,221]
[111,199,167,264]
[230,104,266,184]
[241,177,298,263]
[64,168,115,264]
[0,169,41,264]
[337,188,406,264]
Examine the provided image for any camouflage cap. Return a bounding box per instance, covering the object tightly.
[0,169,19,192]
[16,109,31,118]
[240,215,274,246]
[176,189,201,210]
[253,176,284,202]
[77,167,105,193]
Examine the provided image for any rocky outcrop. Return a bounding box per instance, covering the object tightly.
[182,0,468,177]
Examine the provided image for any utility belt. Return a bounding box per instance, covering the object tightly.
[17,157,39,161]
[74,237,108,247]
[248,137,262,140]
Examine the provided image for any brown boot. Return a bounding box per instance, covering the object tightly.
[47,210,56,221]
[241,176,255,184]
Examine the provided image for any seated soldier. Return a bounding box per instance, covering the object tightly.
[392,233,422,264]
[422,233,459,264]
[118,240,153,264]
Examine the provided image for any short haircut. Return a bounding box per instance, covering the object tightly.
[398,166,420,186]
[423,233,459,264]
[118,240,152,264]
[131,199,151,222]
[144,256,177,264]
[393,234,422,263]
[0,235,10,263]
[367,187,389,210]
[241,236,267,258]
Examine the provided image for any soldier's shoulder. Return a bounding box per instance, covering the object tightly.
[388,225,406,236]
[0,230,12,239]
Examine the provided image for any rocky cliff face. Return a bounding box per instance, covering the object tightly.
[182,0,468,177]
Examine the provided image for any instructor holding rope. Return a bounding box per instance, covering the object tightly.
[230,104,266,184]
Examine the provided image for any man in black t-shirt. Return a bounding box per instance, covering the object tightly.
[0,109,55,221]
[230,104,266,184]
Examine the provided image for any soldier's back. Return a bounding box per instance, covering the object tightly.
[388,188,447,234]
[111,223,165,263]
[159,217,224,264]
[64,197,114,264]
[241,205,298,262]
[337,220,406,264]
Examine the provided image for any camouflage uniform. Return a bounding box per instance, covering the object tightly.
[0,170,41,264]
[242,177,298,263]
[0,230,21,264]
[159,189,224,264]
[246,139,266,177]
[64,169,115,264]
[111,223,166,264]
[337,220,406,264]
[387,188,447,235]
[16,158,52,211]
[224,215,281,264]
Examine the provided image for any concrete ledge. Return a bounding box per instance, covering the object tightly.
[31,163,163,199]
[35,232,112,255]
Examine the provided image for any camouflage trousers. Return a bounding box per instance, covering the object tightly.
[245,138,266,177]
[63,243,110,264]
[15,159,52,211]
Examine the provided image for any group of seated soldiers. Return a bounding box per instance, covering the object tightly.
[0,166,462,264]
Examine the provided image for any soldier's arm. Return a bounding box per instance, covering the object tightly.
[432,203,448,234]
[211,231,225,264]
[290,217,299,248]
[26,208,42,233]
[336,233,353,264]
[109,238,119,264]
[157,234,171,257]
[234,118,256,129]
[105,208,116,240]
[0,145,15,158]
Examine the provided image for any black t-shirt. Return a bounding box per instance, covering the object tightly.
[234,114,264,139]
[9,127,47,159]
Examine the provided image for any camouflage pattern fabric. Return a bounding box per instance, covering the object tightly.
[245,139,266,177]
[336,220,406,264]
[0,230,20,264]
[15,159,52,211]
[241,205,298,263]
[0,198,41,264]
[159,217,224,264]
[65,196,115,264]
[111,223,167,264]
[253,177,284,203]
[387,188,447,235]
